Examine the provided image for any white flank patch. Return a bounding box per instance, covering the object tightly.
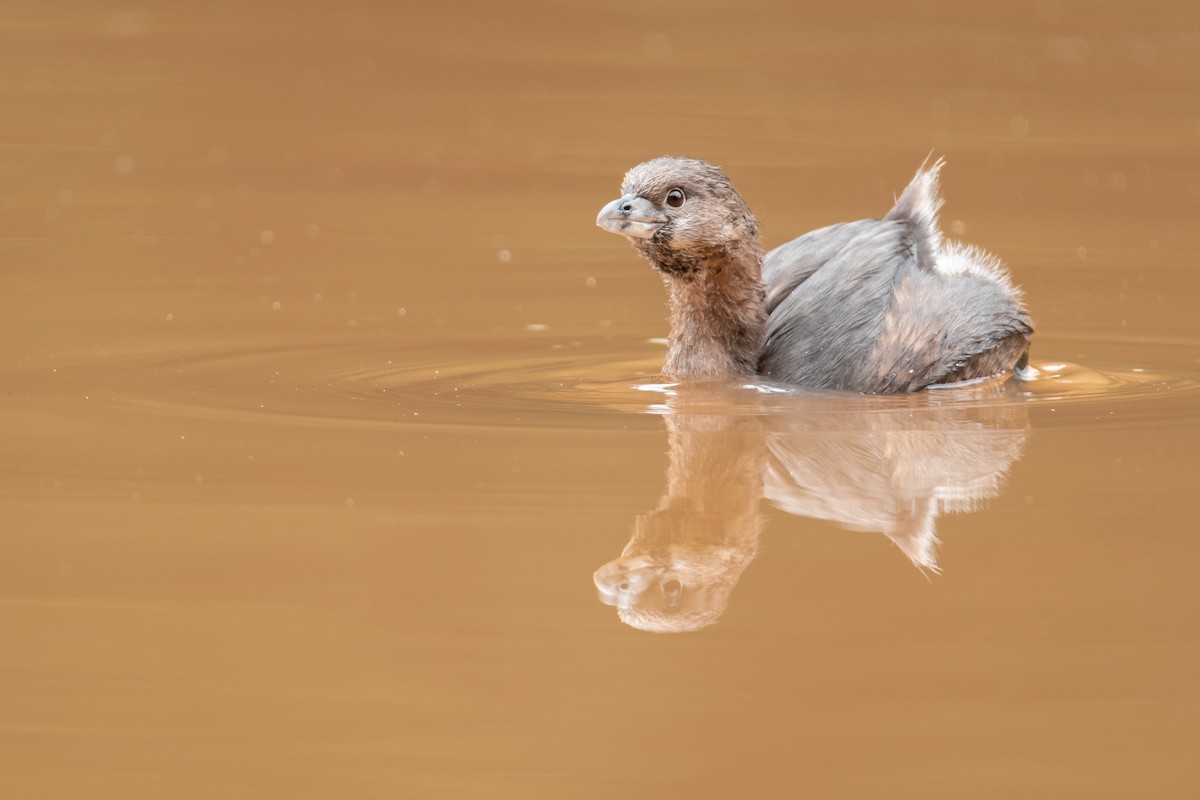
[934,241,1018,293]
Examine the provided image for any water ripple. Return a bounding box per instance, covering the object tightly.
[99,333,1200,431]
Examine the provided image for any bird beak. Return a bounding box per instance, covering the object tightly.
[596,195,668,239]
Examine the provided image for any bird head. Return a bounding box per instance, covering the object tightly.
[596,156,760,278]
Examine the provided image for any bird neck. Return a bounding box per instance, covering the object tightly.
[660,243,767,379]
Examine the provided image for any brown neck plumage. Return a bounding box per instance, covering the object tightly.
[659,240,767,379]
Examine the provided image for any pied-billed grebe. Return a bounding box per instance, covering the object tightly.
[596,157,1033,393]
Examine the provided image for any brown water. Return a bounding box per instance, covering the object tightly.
[3,2,1199,797]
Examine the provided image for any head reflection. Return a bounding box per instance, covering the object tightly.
[594,384,1029,633]
[594,412,765,633]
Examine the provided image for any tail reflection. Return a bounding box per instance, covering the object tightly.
[595,386,1029,633]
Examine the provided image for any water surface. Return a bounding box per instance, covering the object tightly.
[2,2,1199,797]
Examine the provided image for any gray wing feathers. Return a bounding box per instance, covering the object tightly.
[759,220,916,390]
[761,220,878,314]
[759,216,1030,392]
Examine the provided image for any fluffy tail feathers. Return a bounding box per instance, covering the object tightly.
[884,156,946,269]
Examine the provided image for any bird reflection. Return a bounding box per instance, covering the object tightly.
[594,384,1029,633]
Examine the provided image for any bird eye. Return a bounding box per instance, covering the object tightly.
[665,188,685,208]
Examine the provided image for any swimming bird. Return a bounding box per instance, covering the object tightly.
[596,157,1033,393]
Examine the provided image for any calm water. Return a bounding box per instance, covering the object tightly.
[3,2,1199,797]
